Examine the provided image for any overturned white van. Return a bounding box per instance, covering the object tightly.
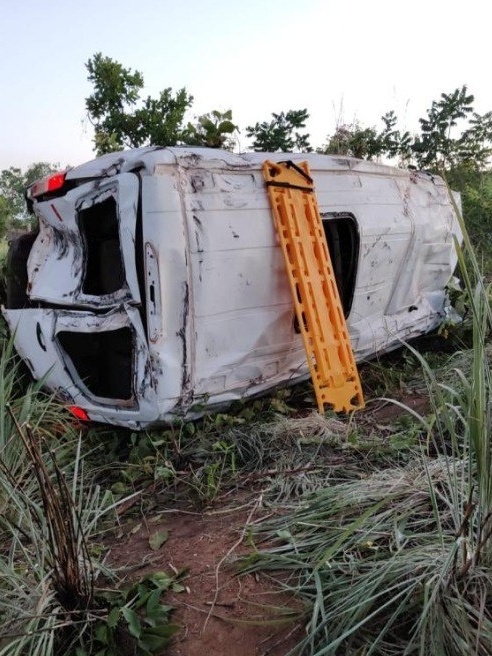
[2,147,461,428]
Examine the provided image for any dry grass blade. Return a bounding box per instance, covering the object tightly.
[8,407,94,609]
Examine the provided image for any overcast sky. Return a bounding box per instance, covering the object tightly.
[1,0,491,170]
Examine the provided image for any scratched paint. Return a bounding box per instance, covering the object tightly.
[2,147,462,428]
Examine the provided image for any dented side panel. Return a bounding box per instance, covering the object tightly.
[140,172,192,412]
[3,306,158,428]
[173,161,460,415]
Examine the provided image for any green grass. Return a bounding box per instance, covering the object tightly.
[0,337,179,656]
[0,313,484,655]
[239,185,492,656]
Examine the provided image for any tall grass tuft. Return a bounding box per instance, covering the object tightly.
[244,189,492,654]
[0,335,177,655]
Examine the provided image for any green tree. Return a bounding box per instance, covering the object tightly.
[412,85,475,169]
[378,111,413,162]
[0,162,58,236]
[0,196,9,238]
[321,122,381,159]
[407,86,492,172]
[456,111,492,169]
[246,109,312,152]
[321,112,411,162]
[321,86,492,173]
[185,110,238,149]
[0,168,26,219]
[85,53,193,155]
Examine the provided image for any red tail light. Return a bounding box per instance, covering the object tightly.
[68,405,89,422]
[29,171,67,199]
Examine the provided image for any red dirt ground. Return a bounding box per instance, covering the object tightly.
[106,395,431,655]
[108,497,306,656]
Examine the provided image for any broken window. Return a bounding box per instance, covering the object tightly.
[78,197,125,296]
[4,231,38,309]
[57,327,134,402]
[321,212,359,316]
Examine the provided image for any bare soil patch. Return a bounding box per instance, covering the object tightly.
[108,496,305,656]
[363,392,430,423]
[106,384,435,655]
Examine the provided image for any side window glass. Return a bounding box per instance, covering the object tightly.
[321,212,359,317]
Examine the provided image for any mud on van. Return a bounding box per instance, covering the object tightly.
[2,147,461,429]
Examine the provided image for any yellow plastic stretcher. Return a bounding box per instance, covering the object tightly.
[263,160,364,414]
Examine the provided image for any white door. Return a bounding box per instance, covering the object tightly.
[27,173,141,308]
[3,306,158,427]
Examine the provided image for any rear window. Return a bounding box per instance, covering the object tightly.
[57,327,134,403]
[78,197,125,296]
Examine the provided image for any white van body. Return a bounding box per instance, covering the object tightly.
[2,147,461,428]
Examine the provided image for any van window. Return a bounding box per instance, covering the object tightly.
[57,327,133,402]
[321,212,359,316]
[79,197,125,296]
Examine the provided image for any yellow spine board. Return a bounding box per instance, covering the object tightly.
[263,160,364,413]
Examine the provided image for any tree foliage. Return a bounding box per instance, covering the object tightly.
[412,86,475,169]
[185,110,238,149]
[85,53,194,155]
[322,85,492,173]
[0,196,9,239]
[320,112,412,162]
[320,113,412,162]
[84,55,492,176]
[246,109,312,152]
[0,162,58,236]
